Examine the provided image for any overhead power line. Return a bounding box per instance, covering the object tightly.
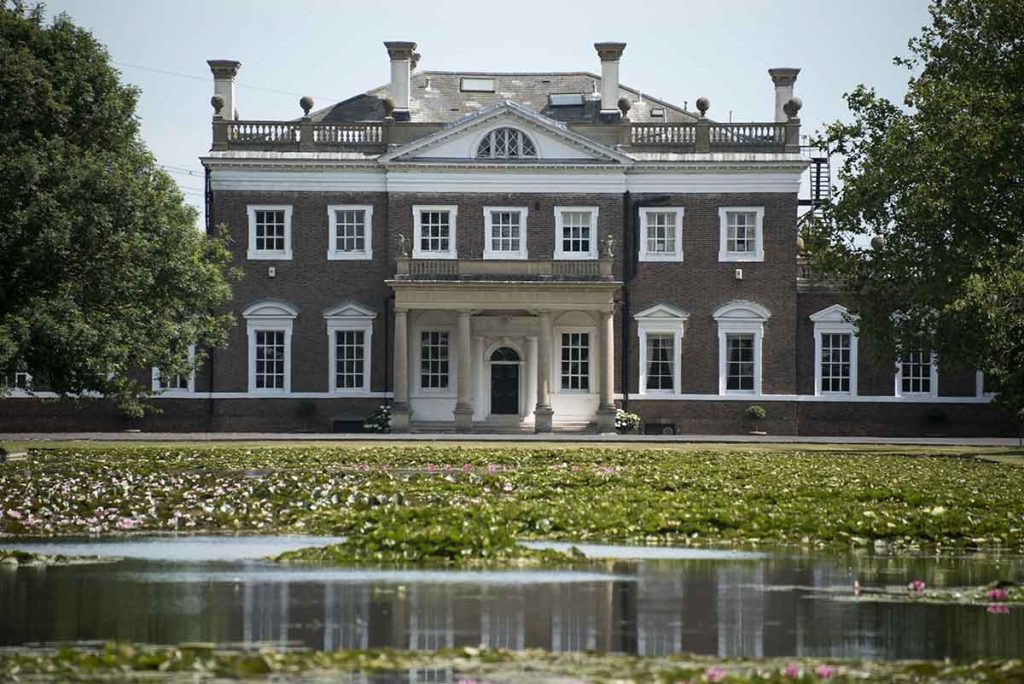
[114,61,343,102]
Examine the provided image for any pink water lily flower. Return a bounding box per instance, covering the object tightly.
[705,667,727,682]
[784,663,802,678]
[908,579,926,593]
[815,664,835,679]
[987,588,1009,601]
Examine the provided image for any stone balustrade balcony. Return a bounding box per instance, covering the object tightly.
[211,118,801,154]
[393,256,616,282]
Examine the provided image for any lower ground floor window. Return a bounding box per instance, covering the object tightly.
[725,333,755,392]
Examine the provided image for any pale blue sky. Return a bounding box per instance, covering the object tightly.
[45,0,932,221]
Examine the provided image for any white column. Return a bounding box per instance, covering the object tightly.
[392,308,410,432]
[526,336,538,421]
[535,312,554,433]
[596,308,616,434]
[454,310,473,432]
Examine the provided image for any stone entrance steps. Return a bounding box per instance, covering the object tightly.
[409,419,595,434]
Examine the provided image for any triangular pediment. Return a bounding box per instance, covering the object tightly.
[809,304,856,323]
[634,303,690,321]
[379,101,633,165]
[323,302,377,320]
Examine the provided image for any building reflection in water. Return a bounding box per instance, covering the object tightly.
[2,555,1022,661]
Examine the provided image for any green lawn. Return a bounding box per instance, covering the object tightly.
[2,444,1023,559]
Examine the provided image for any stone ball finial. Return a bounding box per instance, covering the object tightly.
[696,96,710,117]
[381,97,395,118]
[783,96,803,120]
[210,94,224,115]
[299,96,314,116]
[617,97,632,116]
[871,235,886,250]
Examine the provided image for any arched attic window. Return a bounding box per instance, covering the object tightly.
[477,128,537,159]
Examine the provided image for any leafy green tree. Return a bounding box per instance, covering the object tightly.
[807,0,1024,413]
[0,2,235,416]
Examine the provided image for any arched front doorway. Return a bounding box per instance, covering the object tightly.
[489,347,520,415]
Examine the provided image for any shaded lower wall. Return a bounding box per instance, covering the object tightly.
[627,399,1017,437]
[0,398,382,433]
[0,397,1016,437]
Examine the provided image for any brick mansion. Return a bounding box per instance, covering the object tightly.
[2,41,1010,436]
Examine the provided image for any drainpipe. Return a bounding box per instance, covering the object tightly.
[384,196,392,406]
[621,191,632,411]
[384,291,393,405]
[205,165,215,431]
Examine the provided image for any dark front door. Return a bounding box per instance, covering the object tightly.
[490,364,519,415]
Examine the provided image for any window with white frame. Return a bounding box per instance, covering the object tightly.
[897,351,937,396]
[554,207,598,259]
[325,303,376,393]
[645,335,675,390]
[420,331,450,389]
[151,345,196,394]
[820,334,852,393]
[634,304,688,395]
[718,207,764,262]
[413,206,458,259]
[328,205,373,260]
[725,334,756,392]
[247,205,293,260]
[560,332,590,391]
[4,371,31,390]
[335,330,365,389]
[639,208,684,262]
[244,301,297,393]
[483,207,528,259]
[714,301,770,395]
[810,304,859,396]
[476,127,537,159]
[254,331,287,390]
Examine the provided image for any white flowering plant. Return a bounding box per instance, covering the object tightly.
[364,404,392,433]
[615,409,641,434]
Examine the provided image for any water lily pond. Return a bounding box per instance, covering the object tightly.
[1,535,1021,662]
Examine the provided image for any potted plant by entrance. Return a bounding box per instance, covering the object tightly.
[745,405,768,435]
[615,409,641,434]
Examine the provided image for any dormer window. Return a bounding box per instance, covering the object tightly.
[476,128,537,159]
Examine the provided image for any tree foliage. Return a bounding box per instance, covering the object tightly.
[807,0,1024,414]
[0,2,235,415]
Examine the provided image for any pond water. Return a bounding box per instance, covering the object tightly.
[1,536,1022,662]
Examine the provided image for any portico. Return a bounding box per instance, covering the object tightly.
[387,280,619,433]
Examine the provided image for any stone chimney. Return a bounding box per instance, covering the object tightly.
[207,60,241,120]
[768,68,800,123]
[384,41,417,122]
[594,42,626,122]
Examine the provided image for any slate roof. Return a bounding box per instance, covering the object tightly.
[311,71,698,124]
